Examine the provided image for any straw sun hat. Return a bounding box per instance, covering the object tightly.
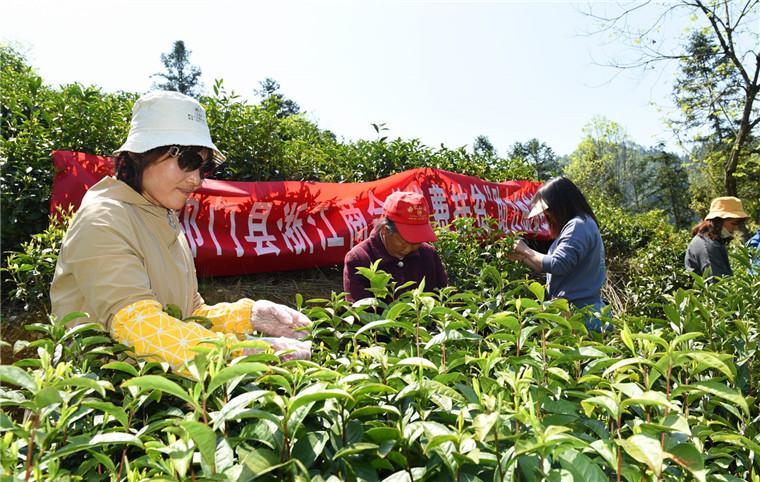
[705,197,749,220]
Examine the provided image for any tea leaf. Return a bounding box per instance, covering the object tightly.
[122,375,195,407]
[180,420,217,473]
[0,365,36,392]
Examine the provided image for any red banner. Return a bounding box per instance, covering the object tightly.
[51,150,549,276]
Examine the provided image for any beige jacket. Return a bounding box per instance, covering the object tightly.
[51,177,254,370]
[51,176,200,327]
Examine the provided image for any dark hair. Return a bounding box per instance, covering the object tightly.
[373,216,397,234]
[115,145,212,193]
[691,218,723,240]
[115,146,170,193]
[532,176,598,236]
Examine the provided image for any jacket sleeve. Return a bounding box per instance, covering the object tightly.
[541,219,589,276]
[192,298,255,336]
[684,237,708,275]
[343,250,371,302]
[111,299,237,370]
[59,202,160,329]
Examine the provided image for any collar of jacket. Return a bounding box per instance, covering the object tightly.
[88,176,171,210]
[85,177,182,237]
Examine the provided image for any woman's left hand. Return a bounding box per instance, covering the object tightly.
[244,337,312,361]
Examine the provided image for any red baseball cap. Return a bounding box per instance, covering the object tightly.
[383,191,437,243]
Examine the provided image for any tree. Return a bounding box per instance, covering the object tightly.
[565,118,657,213]
[256,78,300,118]
[644,145,693,229]
[473,135,496,159]
[587,0,760,200]
[152,40,202,98]
[564,124,625,207]
[507,138,560,181]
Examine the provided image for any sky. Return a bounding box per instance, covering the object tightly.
[3,0,697,157]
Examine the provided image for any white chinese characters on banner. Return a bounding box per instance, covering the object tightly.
[428,184,451,227]
[367,189,386,217]
[277,202,314,255]
[179,198,203,257]
[470,184,488,227]
[307,209,345,251]
[339,201,369,248]
[451,184,472,219]
[245,202,281,256]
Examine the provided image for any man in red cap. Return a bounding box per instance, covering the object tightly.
[343,191,448,302]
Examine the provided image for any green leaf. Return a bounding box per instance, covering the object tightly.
[55,376,109,397]
[709,432,760,454]
[34,386,62,408]
[667,443,706,482]
[239,446,279,475]
[180,420,217,473]
[355,319,415,337]
[0,365,36,392]
[351,382,397,399]
[288,385,353,416]
[211,390,272,429]
[620,391,680,412]
[58,311,90,326]
[581,394,619,419]
[334,442,380,459]
[527,282,545,302]
[602,357,653,378]
[207,362,268,393]
[122,375,195,407]
[83,401,129,427]
[620,323,635,355]
[683,351,735,382]
[46,432,143,461]
[473,412,498,442]
[394,357,438,372]
[488,312,520,332]
[101,361,139,377]
[291,430,329,468]
[424,329,481,349]
[671,331,703,348]
[617,434,663,477]
[60,322,102,343]
[557,448,608,482]
[677,381,749,418]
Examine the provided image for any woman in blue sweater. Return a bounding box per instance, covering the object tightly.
[510,177,608,331]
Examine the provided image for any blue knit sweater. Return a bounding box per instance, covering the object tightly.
[540,216,606,308]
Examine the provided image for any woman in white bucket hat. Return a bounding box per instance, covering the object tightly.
[51,91,311,373]
[685,196,749,278]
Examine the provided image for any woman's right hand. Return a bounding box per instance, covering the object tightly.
[250,300,312,340]
[509,239,528,261]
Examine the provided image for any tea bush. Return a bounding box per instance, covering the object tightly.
[1,257,758,480]
[595,202,693,317]
[434,216,529,290]
[2,209,72,312]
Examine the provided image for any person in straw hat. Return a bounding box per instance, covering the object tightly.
[685,196,749,278]
[51,91,311,372]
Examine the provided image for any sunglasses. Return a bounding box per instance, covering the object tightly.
[167,145,220,179]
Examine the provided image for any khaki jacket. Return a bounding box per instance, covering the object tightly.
[51,177,200,328]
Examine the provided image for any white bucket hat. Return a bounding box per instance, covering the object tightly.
[114,91,225,166]
[528,198,548,218]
